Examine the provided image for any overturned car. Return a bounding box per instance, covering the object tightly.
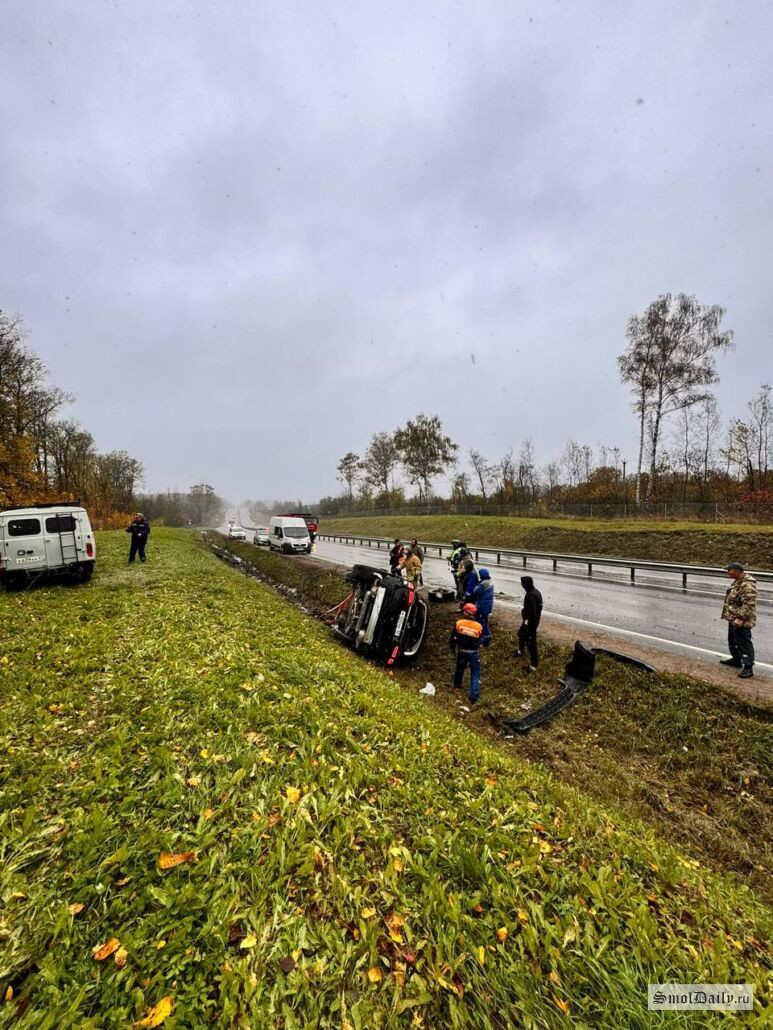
[331,564,428,665]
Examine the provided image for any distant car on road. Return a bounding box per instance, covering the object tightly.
[253,526,269,546]
[279,511,318,541]
[227,525,247,540]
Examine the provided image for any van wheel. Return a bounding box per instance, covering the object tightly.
[75,563,94,582]
[4,572,26,592]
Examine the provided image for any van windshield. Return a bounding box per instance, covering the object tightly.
[285,527,308,538]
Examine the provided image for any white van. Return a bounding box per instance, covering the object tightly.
[0,503,96,589]
[268,515,312,554]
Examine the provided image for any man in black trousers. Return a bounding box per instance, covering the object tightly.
[515,575,543,672]
[126,512,151,564]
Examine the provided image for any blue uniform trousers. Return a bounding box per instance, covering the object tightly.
[454,650,481,703]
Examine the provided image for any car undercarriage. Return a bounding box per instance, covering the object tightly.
[331,564,428,665]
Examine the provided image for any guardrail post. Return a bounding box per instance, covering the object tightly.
[682,572,687,589]
[588,562,592,576]
[630,567,635,582]
[475,550,479,560]
[496,552,501,565]
[522,556,527,568]
[553,558,557,571]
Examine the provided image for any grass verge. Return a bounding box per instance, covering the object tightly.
[324,515,773,570]
[216,535,773,902]
[1,529,771,1028]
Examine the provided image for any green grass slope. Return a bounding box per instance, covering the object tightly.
[324,515,773,570]
[1,529,771,1028]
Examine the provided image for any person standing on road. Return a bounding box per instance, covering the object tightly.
[389,538,404,573]
[410,538,425,585]
[515,575,542,672]
[126,512,151,564]
[468,568,494,646]
[450,602,484,704]
[400,546,423,587]
[720,562,757,678]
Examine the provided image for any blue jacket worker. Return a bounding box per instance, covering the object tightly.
[126,512,151,564]
[467,567,494,645]
[459,557,479,600]
[450,602,484,704]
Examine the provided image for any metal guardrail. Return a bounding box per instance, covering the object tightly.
[317,533,773,589]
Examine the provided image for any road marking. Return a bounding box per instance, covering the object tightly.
[494,597,773,672]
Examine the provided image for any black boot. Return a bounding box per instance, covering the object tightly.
[719,657,742,666]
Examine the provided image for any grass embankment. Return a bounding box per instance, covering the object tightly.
[218,536,773,903]
[324,515,773,570]
[1,531,771,1027]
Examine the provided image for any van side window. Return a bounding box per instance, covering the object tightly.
[45,515,76,533]
[275,526,282,536]
[8,518,42,537]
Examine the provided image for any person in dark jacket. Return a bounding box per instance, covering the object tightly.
[515,575,542,671]
[126,512,151,563]
[389,538,404,572]
[458,557,479,601]
[450,602,484,703]
[467,568,494,646]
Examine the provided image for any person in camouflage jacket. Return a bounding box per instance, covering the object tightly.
[720,562,757,678]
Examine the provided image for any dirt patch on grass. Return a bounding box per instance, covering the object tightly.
[210,533,773,901]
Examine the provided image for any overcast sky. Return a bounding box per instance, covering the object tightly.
[2,1,771,503]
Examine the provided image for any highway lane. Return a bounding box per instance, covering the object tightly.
[309,538,773,674]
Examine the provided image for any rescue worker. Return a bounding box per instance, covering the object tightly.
[720,561,757,678]
[515,575,542,671]
[126,512,151,564]
[389,538,404,572]
[410,538,425,585]
[458,557,479,601]
[467,567,494,646]
[400,546,423,587]
[449,541,466,598]
[450,602,484,703]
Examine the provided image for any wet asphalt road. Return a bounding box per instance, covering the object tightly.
[308,538,772,675]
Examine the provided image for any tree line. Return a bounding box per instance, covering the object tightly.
[327,294,771,515]
[0,310,224,526]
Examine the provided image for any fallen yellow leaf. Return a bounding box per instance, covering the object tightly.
[240,934,257,949]
[285,786,301,804]
[4,985,12,1003]
[477,945,485,965]
[68,902,85,916]
[393,857,405,873]
[361,907,376,919]
[93,937,121,961]
[158,851,196,869]
[496,927,508,943]
[134,995,174,1027]
[553,995,570,1015]
[114,946,128,969]
[517,910,529,924]
[202,808,215,820]
[367,966,382,983]
[154,940,166,950]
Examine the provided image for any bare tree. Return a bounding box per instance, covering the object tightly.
[469,448,493,500]
[618,293,733,503]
